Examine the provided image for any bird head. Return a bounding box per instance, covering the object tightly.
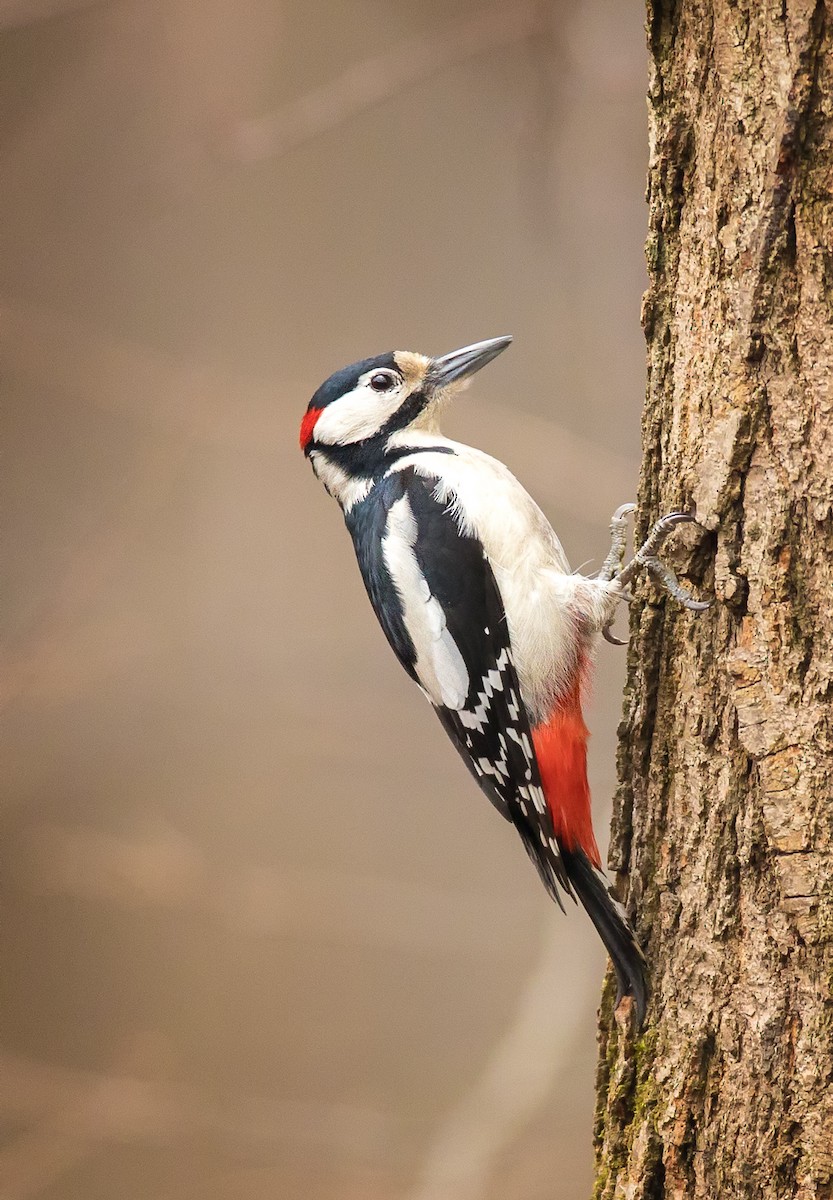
[299,336,512,456]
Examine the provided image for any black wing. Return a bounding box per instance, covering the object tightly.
[345,465,570,901]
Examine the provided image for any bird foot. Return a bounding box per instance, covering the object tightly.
[597,503,637,583]
[599,507,712,644]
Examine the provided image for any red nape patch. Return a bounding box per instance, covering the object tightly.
[531,675,601,868]
[299,406,323,451]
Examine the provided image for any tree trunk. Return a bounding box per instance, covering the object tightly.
[593,3,833,1198]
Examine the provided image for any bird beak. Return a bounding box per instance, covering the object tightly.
[430,336,513,388]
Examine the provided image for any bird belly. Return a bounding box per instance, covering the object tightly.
[491,559,587,724]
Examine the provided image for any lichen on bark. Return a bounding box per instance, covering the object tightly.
[594,3,833,1197]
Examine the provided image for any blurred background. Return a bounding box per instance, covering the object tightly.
[1,1,648,1196]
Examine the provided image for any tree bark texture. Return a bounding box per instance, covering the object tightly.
[594,3,833,1198]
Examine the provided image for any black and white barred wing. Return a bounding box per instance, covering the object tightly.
[345,466,570,899]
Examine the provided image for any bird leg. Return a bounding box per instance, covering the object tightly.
[598,502,637,583]
[598,504,636,645]
[599,507,711,645]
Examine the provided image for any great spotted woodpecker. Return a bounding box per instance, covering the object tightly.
[300,337,708,1026]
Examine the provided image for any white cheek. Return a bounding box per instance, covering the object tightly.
[313,383,404,445]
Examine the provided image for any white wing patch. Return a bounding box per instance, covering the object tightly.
[382,495,470,709]
[459,647,511,732]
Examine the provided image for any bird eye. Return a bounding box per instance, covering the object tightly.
[369,372,396,392]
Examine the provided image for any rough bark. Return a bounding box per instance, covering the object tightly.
[593,3,833,1199]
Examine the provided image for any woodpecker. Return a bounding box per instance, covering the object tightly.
[300,337,709,1026]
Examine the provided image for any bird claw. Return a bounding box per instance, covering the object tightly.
[644,556,713,611]
[601,507,712,622]
[601,580,635,645]
[602,624,628,646]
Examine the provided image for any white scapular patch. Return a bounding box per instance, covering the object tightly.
[382,495,470,709]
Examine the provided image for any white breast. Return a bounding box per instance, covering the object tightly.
[386,434,612,723]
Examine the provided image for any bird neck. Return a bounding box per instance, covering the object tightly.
[310,427,456,512]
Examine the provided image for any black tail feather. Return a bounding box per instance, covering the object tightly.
[561,847,648,1027]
